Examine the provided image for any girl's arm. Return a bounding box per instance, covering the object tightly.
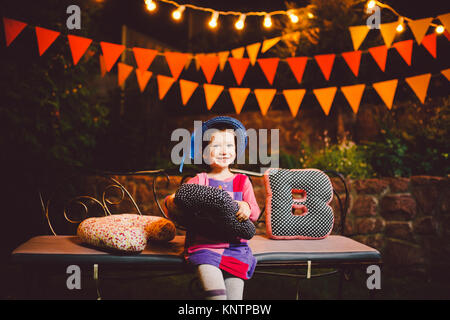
[241,176,261,222]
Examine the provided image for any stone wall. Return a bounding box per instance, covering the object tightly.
[115,174,450,274]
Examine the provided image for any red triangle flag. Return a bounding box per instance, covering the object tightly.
[421,33,436,58]
[3,17,27,47]
[198,54,220,83]
[132,47,157,70]
[164,52,189,79]
[67,35,92,66]
[368,45,388,72]
[341,51,361,77]
[228,57,250,85]
[35,27,60,56]
[286,57,308,84]
[100,41,125,72]
[392,40,413,66]
[257,58,279,85]
[314,54,335,81]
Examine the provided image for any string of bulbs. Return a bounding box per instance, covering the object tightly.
[144,0,446,34]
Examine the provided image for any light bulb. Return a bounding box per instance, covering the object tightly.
[235,14,246,30]
[263,14,272,28]
[209,11,219,28]
[172,5,185,21]
[288,11,299,23]
[145,0,156,12]
[367,1,377,9]
[396,23,404,32]
[436,25,444,34]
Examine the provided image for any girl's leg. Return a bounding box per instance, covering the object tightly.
[224,275,244,300]
[197,264,227,300]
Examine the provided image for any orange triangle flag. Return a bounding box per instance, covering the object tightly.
[254,89,277,116]
[368,45,388,72]
[218,51,229,71]
[341,51,362,77]
[261,36,281,53]
[132,47,157,71]
[282,89,306,117]
[3,17,27,47]
[257,58,279,85]
[164,52,189,79]
[99,54,107,77]
[100,41,125,72]
[313,87,337,116]
[67,35,92,66]
[179,79,199,106]
[341,84,366,114]
[438,13,450,34]
[246,43,261,66]
[229,88,251,114]
[135,69,152,92]
[35,27,60,56]
[373,79,398,110]
[421,33,436,58]
[392,40,413,66]
[203,83,224,110]
[228,57,250,85]
[408,17,433,44]
[349,25,370,50]
[231,47,245,59]
[441,68,450,81]
[379,21,398,48]
[117,62,133,87]
[314,54,335,81]
[199,54,219,83]
[156,74,175,99]
[286,57,308,84]
[405,73,431,104]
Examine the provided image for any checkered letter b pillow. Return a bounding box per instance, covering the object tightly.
[264,168,334,239]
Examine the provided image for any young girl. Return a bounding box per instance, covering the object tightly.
[165,116,260,300]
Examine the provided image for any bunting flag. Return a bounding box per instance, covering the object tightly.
[117,62,133,87]
[438,13,450,33]
[441,68,450,81]
[286,57,308,84]
[373,79,398,109]
[421,33,437,58]
[261,36,281,53]
[194,53,203,70]
[313,87,337,116]
[35,27,60,56]
[132,47,157,71]
[164,51,189,79]
[405,73,431,104]
[203,83,224,110]
[3,17,27,47]
[231,47,245,59]
[136,69,153,92]
[408,17,433,44]
[179,79,199,105]
[246,42,261,66]
[67,35,92,66]
[99,54,107,77]
[379,21,399,48]
[228,57,250,85]
[100,41,125,72]
[282,89,306,117]
[254,89,276,116]
[314,54,335,81]
[198,54,219,83]
[444,30,450,41]
[257,58,279,85]
[229,87,251,114]
[392,40,413,66]
[218,51,229,71]
[368,45,388,72]
[341,50,362,77]
[341,84,366,114]
[157,74,175,99]
[349,25,370,50]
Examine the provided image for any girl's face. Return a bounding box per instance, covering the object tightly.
[203,129,236,170]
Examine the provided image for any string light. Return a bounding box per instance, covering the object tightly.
[367,1,377,10]
[145,0,156,12]
[263,14,272,28]
[172,5,185,20]
[208,11,219,29]
[435,25,444,34]
[396,17,404,33]
[288,10,299,23]
[235,14,246,30]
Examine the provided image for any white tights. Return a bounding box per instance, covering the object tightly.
[197,264,244,300]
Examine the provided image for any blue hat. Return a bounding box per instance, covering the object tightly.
[179,116,248,172]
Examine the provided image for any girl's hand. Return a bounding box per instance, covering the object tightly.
[236,201,251,222]
[165,193,182,217]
